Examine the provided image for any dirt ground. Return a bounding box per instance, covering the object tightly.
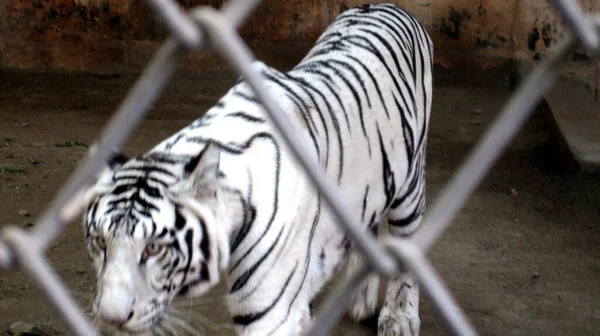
[0,64,599,336]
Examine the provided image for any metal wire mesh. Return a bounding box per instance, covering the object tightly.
[0,0,597,335]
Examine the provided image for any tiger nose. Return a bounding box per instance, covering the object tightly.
[103,311,134,327]
[97,288,135,327]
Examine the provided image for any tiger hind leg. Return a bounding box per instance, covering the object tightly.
[378,173,425,336]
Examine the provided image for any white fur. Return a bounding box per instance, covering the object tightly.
[379,273,421,336]
[348,251,381,321]
[84,4,433,335]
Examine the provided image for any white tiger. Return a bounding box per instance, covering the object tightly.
[82,3,433,335]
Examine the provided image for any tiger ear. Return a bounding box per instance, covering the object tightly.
[88,143,129,184]
[88,143,129,169]
[107,152,129,169]
[183,142,220,199]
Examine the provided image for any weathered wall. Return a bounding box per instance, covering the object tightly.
[335,0,598,73]
[0,0,598,74]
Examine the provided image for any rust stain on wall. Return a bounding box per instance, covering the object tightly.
[0,0,598,73]
[440,6,470,40]
[1,0,167,70]
[0,0,328,70]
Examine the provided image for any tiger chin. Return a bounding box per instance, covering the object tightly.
[81,3,432,336]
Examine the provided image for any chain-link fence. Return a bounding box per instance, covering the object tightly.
[0,0,598,335]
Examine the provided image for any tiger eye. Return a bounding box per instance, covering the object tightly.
[145,242,163,256]
[95,236,107,250]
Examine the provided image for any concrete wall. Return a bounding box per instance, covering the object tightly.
[0,0,598,75]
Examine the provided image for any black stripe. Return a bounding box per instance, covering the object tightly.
[391,171,419,209]
[226,112,265,124]
[294,65,352,133]
[231,198,256,253]
[389,210,421,228]
[346,54,391,118]
[278,72,331,169]
[268,197,321,334]
[284,72,344,176]
[156,228,169,238]
[361,186,369,221]
[340,34,414,127]
[174,206,186,230]
[229,134,281,273]
[198,217,210,260]
[311,60,370,149]
[357,27,416,112]
[232,261,298,326]
[178,229,195,287]
[238,214,295,300]
[377,126,397,210]
[229,225,285,293]
[233,90,258,103]
[393,93,415,169]
[261,72,321,160]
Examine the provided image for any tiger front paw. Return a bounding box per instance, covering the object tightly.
[348,274,380,321]
[377,307,420,336]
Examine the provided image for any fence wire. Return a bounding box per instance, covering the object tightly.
[0,0,597,335]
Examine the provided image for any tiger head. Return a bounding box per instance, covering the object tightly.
[82,143,231,334]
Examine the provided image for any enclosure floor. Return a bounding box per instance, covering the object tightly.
[0,67,599,336]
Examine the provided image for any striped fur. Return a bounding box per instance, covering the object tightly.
[83,3,433,335]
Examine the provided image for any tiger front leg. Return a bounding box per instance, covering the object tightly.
[378,272,420,336]
[378,182,424,336]
[347,247,381,322]
[233,300,312,336]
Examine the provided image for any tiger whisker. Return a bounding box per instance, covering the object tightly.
[153,324,167,336]
[169,301,217,308]
[170,296,217,307]
[187,295,193,321]
[158,322,171,336]
[173,308,220,330]
[197,315,220,330]
[170,298,232,332]
[161,319,184,336]
[84,307,105,336]
[211,323,237,332]
[163,309,203,336]
[165,321,198,336]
